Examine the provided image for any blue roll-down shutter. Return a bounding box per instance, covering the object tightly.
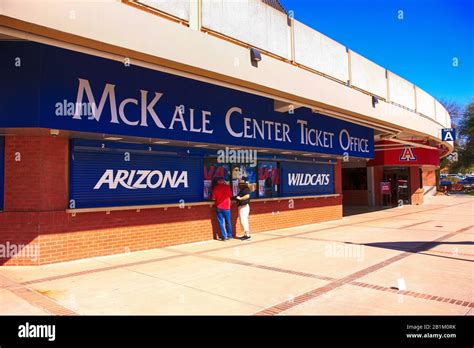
[280,161,335,197]
[70,145,202,209]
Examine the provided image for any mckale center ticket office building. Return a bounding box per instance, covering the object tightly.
[0,0,454,265]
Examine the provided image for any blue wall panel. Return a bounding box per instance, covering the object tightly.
[0,41,374,159]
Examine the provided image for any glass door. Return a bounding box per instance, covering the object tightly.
[383,167,411,206]
[396,172,410,205]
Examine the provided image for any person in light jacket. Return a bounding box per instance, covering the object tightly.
[235,177,252,241]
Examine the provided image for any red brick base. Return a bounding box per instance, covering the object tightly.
[0,197,342,265]
[0,134,342,266]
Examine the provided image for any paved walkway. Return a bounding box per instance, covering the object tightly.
[0,195,472,315]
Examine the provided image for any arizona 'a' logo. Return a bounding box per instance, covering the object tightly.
[400,147,417,161]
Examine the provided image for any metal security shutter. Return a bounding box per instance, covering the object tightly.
[280,161,335,197]
[70,142,202,209]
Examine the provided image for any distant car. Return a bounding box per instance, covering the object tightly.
[458,177,474,185]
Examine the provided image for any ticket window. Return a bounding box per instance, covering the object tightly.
[231,164,258,199]
[203,159,231,200]
[204,160,280,200]
[258,161,280,198]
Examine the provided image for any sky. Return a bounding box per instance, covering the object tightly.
[279,0,474,108]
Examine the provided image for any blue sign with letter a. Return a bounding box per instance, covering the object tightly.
[441,128,456,142]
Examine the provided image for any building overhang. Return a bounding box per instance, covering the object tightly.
[0,0,453,156]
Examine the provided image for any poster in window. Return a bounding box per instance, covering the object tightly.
[203,159,230,200]
[258,161,280,198]
[231,164,257,198]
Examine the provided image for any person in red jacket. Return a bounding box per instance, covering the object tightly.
[211,177,233,241]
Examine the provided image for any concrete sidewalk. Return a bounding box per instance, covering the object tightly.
[0,195,472,315]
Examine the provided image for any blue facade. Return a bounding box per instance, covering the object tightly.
[0,41,374,159]
[0,41,371,209]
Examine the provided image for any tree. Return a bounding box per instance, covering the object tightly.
[441,99,474,173]
[455,101,474,173]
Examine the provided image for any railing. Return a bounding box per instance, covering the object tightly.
[348,50,387,100]
[202,0,291,59]
[130,0,451,129]
[387,71,416,110]
[293,20,348,83]
[137,0,190,21]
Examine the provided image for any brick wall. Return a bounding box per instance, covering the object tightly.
[410,166,424,205]
[422,168,437,186]
[342,190,368,205]
[4,135,68,212]
[1,197,342,265]
[0,135,343,266]
[422,168,437,196]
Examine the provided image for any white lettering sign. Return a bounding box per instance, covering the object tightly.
[63,79,371,155]
[94,170,189,190]
[288,173,331,186]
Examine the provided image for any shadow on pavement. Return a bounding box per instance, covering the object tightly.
[348,240,474,262]
[343,205,396,217]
